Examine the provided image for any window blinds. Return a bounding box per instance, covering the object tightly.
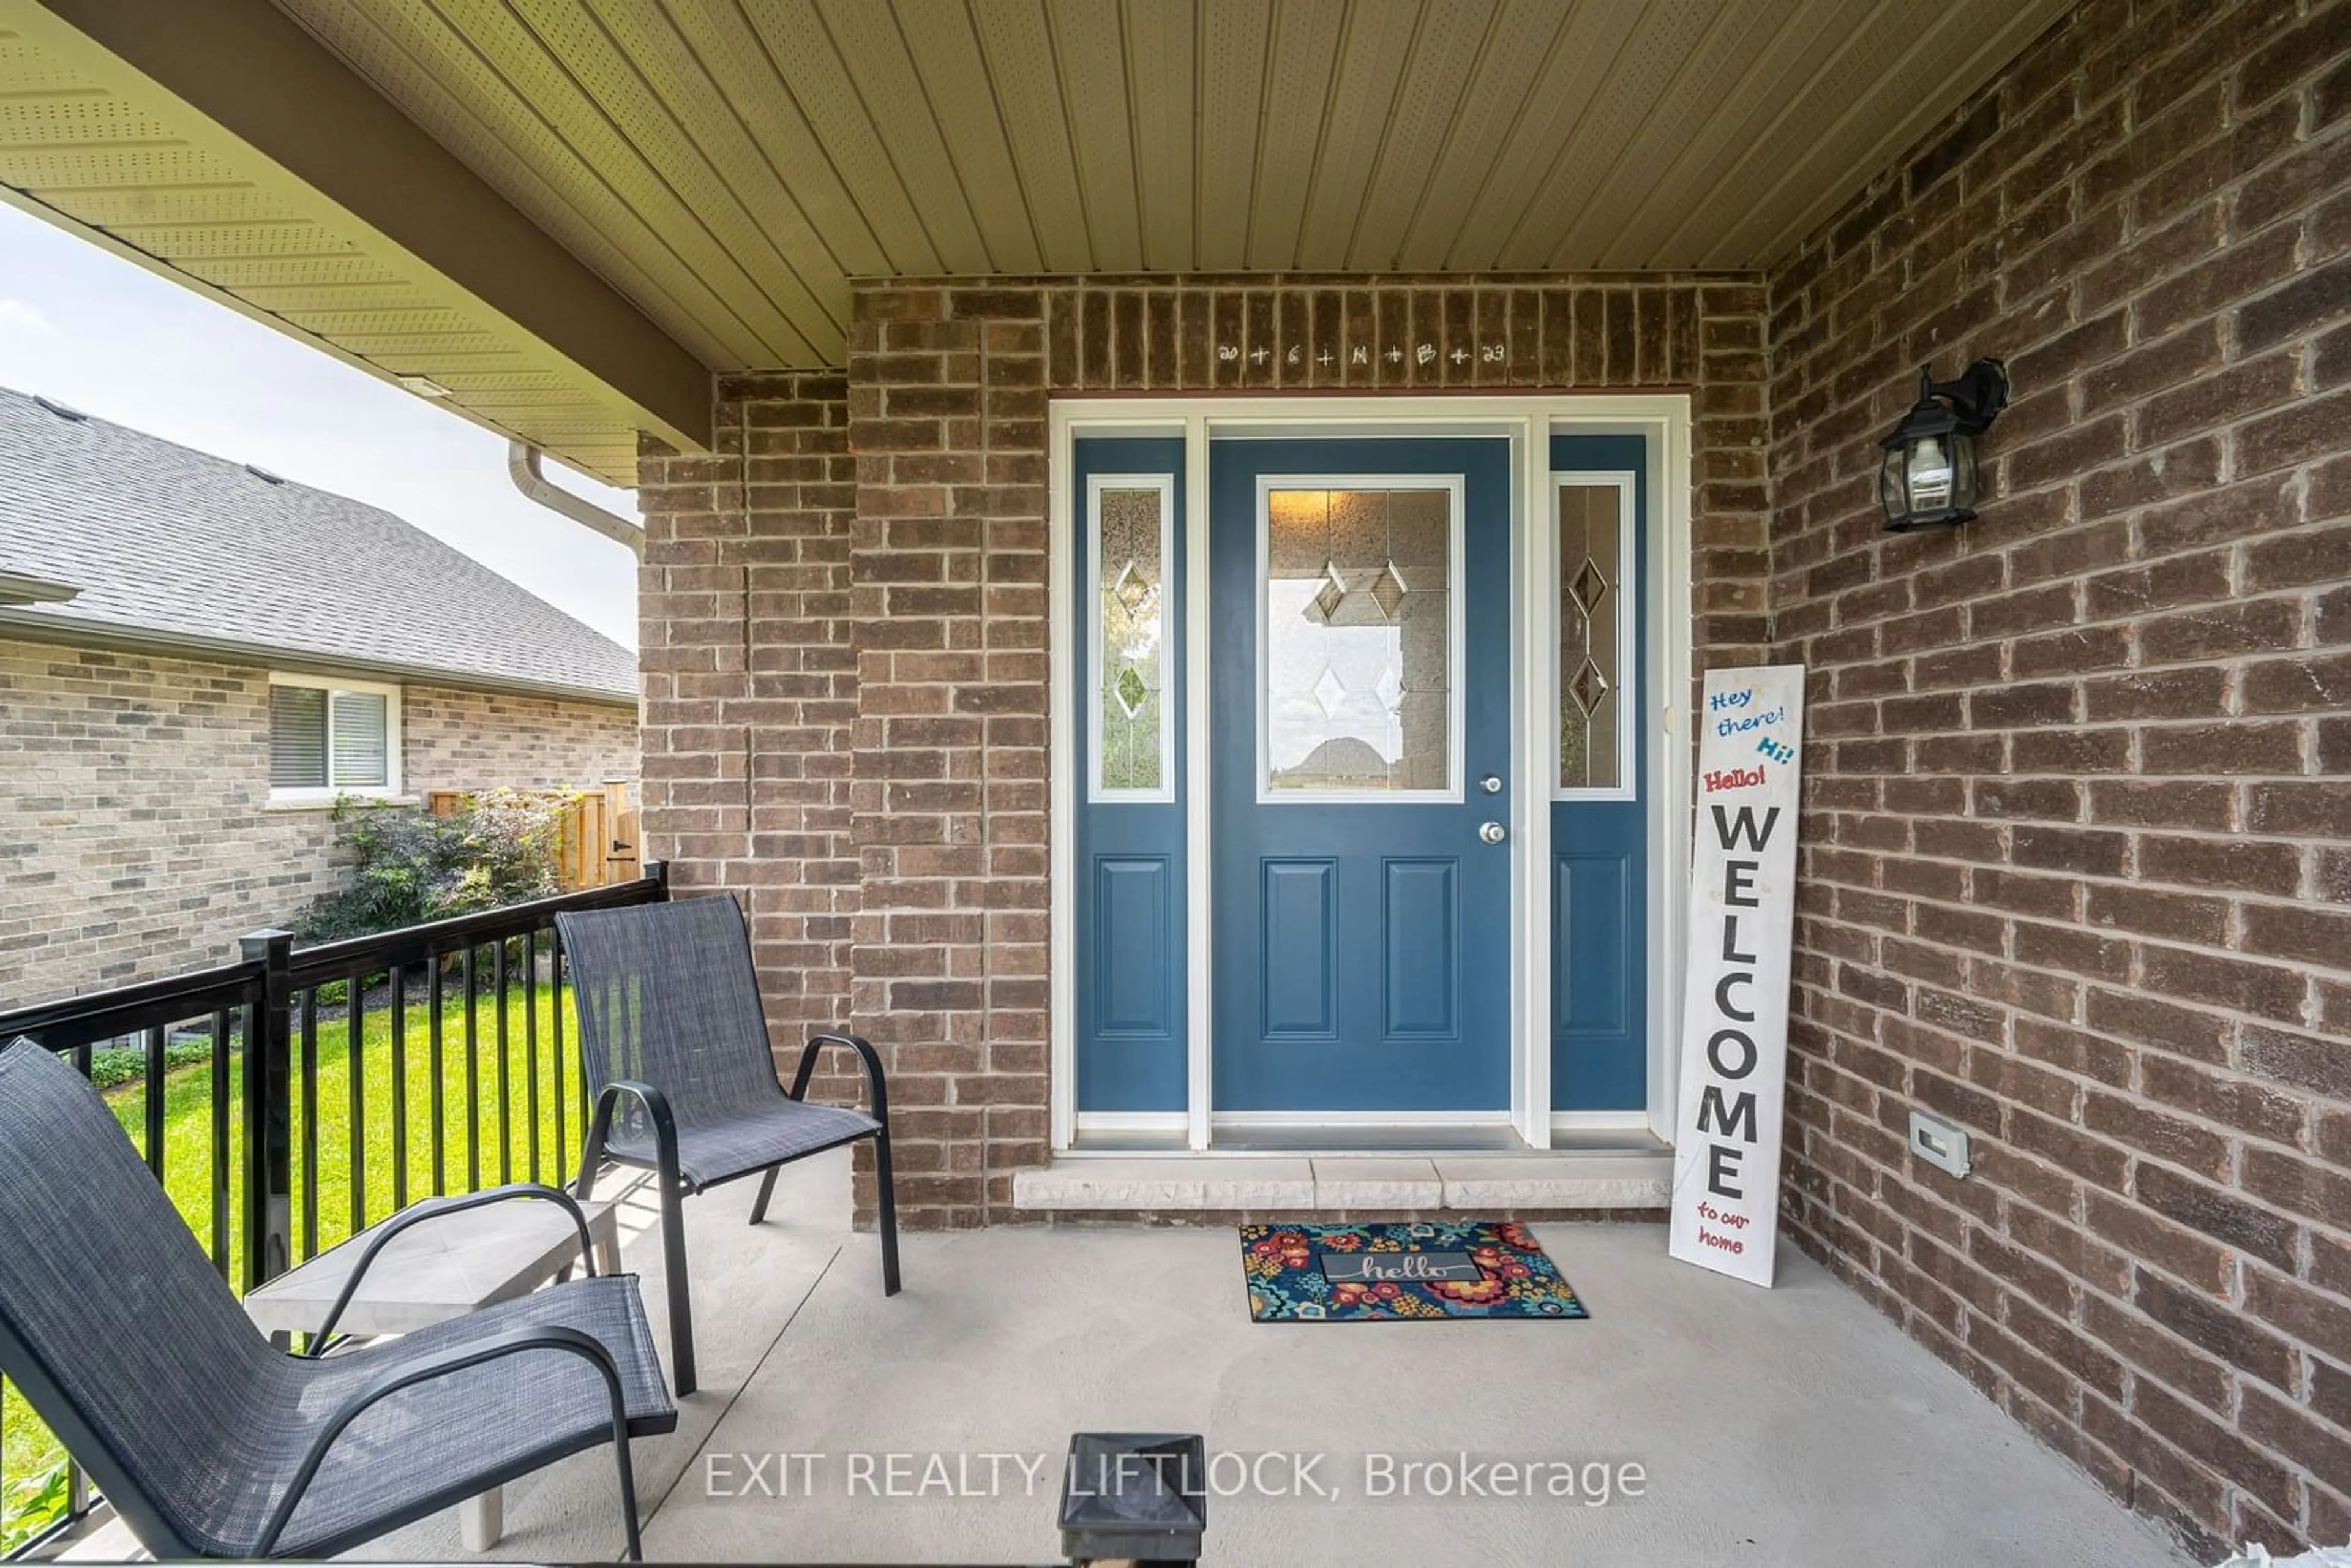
[328,691,390,787]
[269,685,328,789]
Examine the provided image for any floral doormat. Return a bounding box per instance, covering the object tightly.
[1240,1221,1589,1322]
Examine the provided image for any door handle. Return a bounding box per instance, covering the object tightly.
[1479,821,1507,845]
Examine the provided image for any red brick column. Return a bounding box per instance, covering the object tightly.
[637,372,858,1056]
[844,291,1052,1228]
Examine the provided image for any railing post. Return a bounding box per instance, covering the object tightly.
[645,858,670,899]
[239,928,296,1291]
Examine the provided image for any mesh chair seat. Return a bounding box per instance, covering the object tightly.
[0,1041,673,1560]
[234,1277,673,1558]
[604,1097,879,1192]
[557,893,902,1398]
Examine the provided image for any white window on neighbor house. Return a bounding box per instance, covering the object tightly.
[267,674,402,801]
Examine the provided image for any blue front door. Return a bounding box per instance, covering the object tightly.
[1209,438,1513,1112]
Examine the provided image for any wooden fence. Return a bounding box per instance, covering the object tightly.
[424,780,640,891]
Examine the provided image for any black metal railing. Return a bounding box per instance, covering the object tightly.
[0,863,668,1556]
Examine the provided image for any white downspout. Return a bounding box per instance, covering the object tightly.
[506,441,643,556]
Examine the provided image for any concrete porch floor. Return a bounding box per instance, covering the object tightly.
[289,1152,2191,1566]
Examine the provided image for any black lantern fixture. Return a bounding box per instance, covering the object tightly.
[1878,358,2009,531]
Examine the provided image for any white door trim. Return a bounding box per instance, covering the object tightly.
[1049,394,1694,1153]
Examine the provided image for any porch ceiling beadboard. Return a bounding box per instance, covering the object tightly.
[0,0,2072,484]
[267,0,2069,373]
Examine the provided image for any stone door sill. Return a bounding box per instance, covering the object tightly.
[1010,1152,1671,1213]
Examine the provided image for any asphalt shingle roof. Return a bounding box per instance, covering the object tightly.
[0,386,637,703]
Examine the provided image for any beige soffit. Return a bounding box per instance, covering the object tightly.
[6,0,2073,484]
[0,0,713,486]
[268,0,2071,375]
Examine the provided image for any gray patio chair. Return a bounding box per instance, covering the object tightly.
[557,893,901,1398]
[0,1038,675,1561]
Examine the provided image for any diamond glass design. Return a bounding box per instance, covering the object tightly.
[1114,664,1149,718]
[1569,557,1608,613]
[1556,482,1626,790]
[1266,488,1453,793]
[1311,561,1347,624]
[1096,483,1168,793]
[1311,665,1348,720]
[1569,658,1610,715]
[1111,558,1152,612]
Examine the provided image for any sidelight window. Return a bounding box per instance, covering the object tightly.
[1089,474,1176,800]
[1554,477,1635,798]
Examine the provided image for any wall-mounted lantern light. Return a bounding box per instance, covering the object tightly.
[1879,358,2009,532]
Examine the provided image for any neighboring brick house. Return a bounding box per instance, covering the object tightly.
[0,388,639,1002]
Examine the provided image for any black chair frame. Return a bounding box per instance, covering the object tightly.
[573,1031,899,1397]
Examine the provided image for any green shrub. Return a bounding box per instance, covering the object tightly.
[294,789,577,945]
[85,1035,213,1089]
[1,1458,70,1553]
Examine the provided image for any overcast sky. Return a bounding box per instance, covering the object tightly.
[0,200,642,647]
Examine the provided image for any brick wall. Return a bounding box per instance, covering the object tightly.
[0,639,339,1000]
[403,682,638,792]
[634,372,859,1059]
[0,635,637,1003]
[1769,0,2351,1554]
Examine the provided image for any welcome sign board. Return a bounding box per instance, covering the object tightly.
[1668,664,1807,1287]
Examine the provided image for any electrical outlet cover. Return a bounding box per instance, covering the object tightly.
[1908,1109,1971,1179]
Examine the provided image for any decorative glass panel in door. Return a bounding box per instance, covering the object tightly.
[1212,438,1510,1114]
[1261,486,1456,795]
[1550,441,1648,1114]
[1091,475,1174,800]
[1557,483,1625,791]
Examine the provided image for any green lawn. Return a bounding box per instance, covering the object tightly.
[1,983,586,1548]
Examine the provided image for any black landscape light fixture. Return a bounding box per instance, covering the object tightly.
[1059,1431,1208,1565]
[1879,357,2009,531]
